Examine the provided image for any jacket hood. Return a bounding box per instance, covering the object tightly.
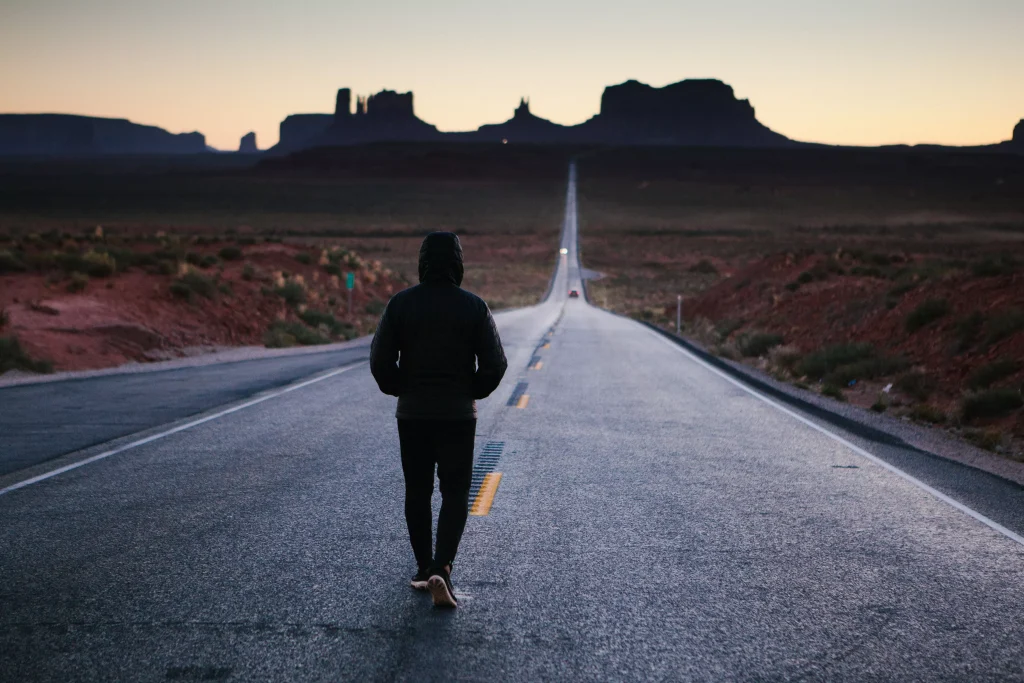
[418,231,464,286]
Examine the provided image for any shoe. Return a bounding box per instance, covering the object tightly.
[410,568,431,591]
[427,566,458,608]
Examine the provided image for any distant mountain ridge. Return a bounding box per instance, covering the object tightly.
[1,83,1021,157]
[0,114,207,156]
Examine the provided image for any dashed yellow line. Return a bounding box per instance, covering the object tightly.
[469,472,502,516]
[516,394,530,409]
[542,342,550,349]
[531,361,543,370]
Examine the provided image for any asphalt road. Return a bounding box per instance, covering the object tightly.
[3,165,1024,682]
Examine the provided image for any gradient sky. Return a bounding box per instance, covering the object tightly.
[2,0,1022,150]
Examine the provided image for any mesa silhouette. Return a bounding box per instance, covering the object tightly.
[272,79,791,153]
[0,114,207,156]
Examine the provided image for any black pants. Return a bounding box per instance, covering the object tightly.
[397,419,476,570]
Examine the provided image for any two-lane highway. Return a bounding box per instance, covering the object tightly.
[3,165,1024,681]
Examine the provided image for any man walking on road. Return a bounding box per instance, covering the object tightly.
[370,232,508,608]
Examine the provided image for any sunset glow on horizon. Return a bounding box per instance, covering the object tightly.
[2,0,1022,150]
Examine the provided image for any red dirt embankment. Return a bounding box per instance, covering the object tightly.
[680,249,1024,455]
[0,236,401,373]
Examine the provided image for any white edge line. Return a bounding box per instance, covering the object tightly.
[645,327,1024,549]
[0,362,364,498]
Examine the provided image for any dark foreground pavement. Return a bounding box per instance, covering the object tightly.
[0,346,370,476]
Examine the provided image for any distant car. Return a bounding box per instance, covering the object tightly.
[568,289,580,298]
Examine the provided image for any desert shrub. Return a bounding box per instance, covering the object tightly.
[22,250,57,271]
[715,319,744,340]
[983,309,1024,346]
[0,336,53,374]
[870,396,888,413]
[688,259,718,275]
[961,389,1023,421]
[905,299,950,333]
[101,246,152,270]
[297,309,354,337]
[263,325,297,348]
[170,271,216,301]
[738,332,784,358]
[55,252,84,273]
[963,428,1004,452]
[894,371,937,401]
[54,250,114,277]
[81,250,115,277]
[967,359,1021,391]
[324,263,342,276]
[241,263,256,281]
[365,300,387,315]
[199,254,219,269]
[185,251,203,266]
[971,255,1017,277]
[796,271,815,285]
[784,282,800,292]
[821,385,847,402]
[796,342,877,380]
[237,236,257,246]
[274,281,306,306]
[767,344,802,373]
[823,356,909,387]
[0,249,28,273]
[218,246,243,261]
[684,317,720,348]
[66,272,89,293]
[953,312,985,353]
[295,252,312,265]
[716,344,740,360]
[264,320,329,347]
[910,404,946,424]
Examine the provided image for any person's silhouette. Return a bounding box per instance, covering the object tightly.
[370,232,507,608]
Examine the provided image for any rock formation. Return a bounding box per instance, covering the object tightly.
[267,79,794,153]
[575,79,791,146]
[1014,119,1024,145]
[313,88,442,146]
[276,113,333,152]
[335,88,352,118]
[470,98,572,144]
[238,131,258,153]
[0,114,207,156]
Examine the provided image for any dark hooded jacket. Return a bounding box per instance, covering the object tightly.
[370,232,507,419]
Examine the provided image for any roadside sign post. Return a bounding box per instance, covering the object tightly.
[676,295,682,335]
[345,272,355,315]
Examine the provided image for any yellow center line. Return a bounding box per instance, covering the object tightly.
[542,343,550,349]
[516,394,530,409]
[531,361,543,370]
[469,472,503,516]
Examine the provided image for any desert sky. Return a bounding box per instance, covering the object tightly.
[1,0,1022,150]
